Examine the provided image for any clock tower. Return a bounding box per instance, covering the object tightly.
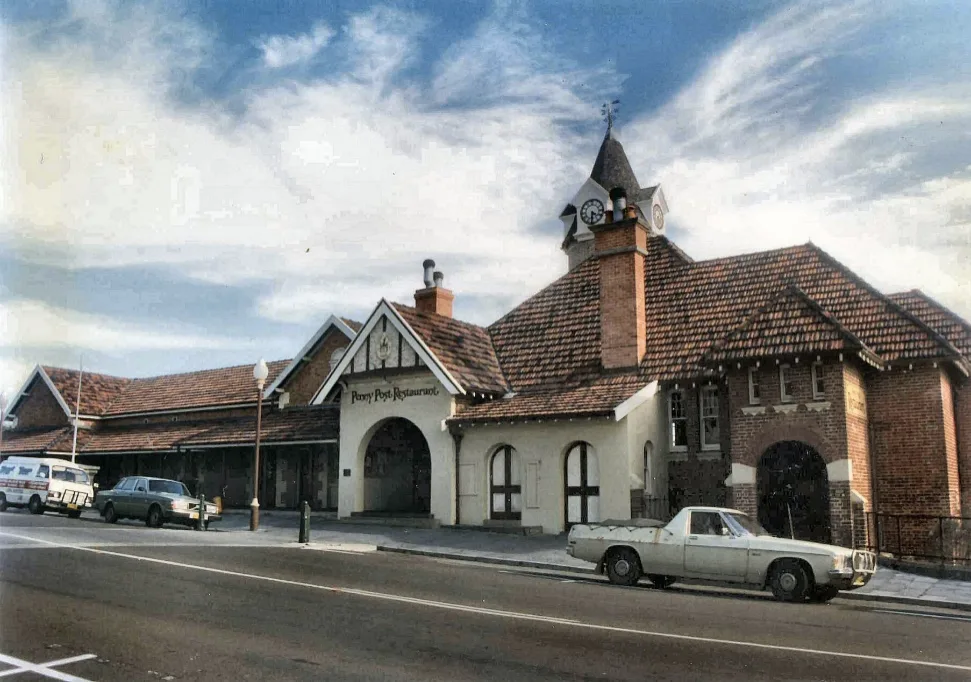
[559,126,669,270]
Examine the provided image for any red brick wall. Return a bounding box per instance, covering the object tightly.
[941,371,961,516]
[867,365,958,516]
[843,364,872,510]
[13,377,70,429]
[664,382,729,509]
[956,381,971,516]
[283,330,351,405]
[726,361,846,467]
[594,220,647,369]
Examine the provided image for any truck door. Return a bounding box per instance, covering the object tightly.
[684,511,749,580]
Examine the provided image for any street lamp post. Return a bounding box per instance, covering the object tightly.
[251,358,269,532]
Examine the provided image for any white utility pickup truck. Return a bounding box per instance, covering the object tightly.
[567,506,876,603]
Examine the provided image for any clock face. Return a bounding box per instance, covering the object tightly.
[580,198,605,225]
[652,204,664,229]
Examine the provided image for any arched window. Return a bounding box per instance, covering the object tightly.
[565,442,600,527]
[490,445,522,521]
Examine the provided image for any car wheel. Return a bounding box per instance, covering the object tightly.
[103,504,118,524]
[28,495,44,515]
[647,574,677,589]
[0,492,7,512]
[605,548,642,587]
[770,559,811,602]
[808,585,839,603]
[146,505,163,528]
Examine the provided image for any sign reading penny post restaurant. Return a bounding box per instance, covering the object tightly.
[350,385,441,405]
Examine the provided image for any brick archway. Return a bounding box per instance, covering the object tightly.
[757,441,831,544]
[747,424,833,467]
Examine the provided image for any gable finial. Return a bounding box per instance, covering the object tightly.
[601,99,620,133]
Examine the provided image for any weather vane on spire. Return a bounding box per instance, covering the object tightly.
[602,99,620,132]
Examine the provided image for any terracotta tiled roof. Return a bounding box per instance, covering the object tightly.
[641,240,953,380]
[341,318,364,333]
[449,373,646,424]
[43,367,132,416]
[176,406,339,446]
[79,422,215,453]
[888,290,971,358]
[0,427,75,455]
[701,285,883,368]
[391,303,508,395]
[488,257,602,392]
[100,361,290,416]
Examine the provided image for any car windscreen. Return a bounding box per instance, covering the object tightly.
[724,512,769,537]
[148,480,190,496]
[51,467,77,482]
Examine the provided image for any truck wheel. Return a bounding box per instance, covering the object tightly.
[0,493,7,512]
[146,505,163,528]
[67,510,82,519]
[605,548,642,587]
[103,504,118,524]
[809,585,839,603]
[647,574,677,589]
[28,495,44,515]
[770,559,811,602]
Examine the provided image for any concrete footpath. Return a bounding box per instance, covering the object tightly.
[216,510,971,611]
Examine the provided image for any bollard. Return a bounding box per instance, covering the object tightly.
[196,493,206,531]
[299,500,310,544]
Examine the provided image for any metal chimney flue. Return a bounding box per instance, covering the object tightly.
[433,271,444,288]
[422,259,436,288]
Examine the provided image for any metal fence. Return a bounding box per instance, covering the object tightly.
[863,512,971,564]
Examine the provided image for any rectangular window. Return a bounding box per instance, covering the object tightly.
[748,367,761,404]
[700,386,720,449]
[669,390,687,450]
[812,362,825,400]
[780,364,794,402]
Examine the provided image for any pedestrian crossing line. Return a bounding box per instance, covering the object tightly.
[3,529,971,674]
[0,652,97,681]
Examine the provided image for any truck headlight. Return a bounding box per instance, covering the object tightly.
[832,554,850,570]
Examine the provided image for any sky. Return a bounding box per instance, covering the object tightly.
[1,0,970,399]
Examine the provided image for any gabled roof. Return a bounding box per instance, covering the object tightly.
[311,299,468,403]
[263,315,358,398]
[391,303,508,395]
[42,366,133,416]
[701,284,883,368]
[888,289,971,357]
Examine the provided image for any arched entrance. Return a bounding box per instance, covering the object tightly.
[565,442,600,528]
[362,418,431,514]
[489,445,522,521]
[757,441,830,543]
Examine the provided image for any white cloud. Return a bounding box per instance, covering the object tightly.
[624,0,971,321]
[257,22,334,69]
[0,299,245,353]
[1,1,604,328]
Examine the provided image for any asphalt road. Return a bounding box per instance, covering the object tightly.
[2,512,970,681]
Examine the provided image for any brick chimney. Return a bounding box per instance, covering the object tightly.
[414,259,454,317]
[589,203,647,369]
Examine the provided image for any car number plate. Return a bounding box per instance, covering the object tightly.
[67,503,78,510]
[189,512,198,520]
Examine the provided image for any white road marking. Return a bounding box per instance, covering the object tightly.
[873,608,971,622]
[0,652,97,681]
[3,530,970,673]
